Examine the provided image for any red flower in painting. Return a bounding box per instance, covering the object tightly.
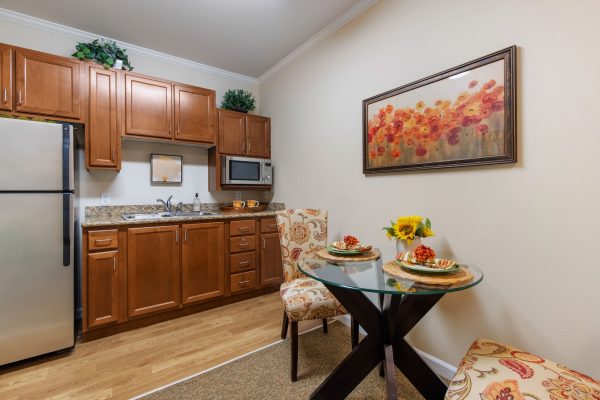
[482,93,497,104]
[461,116,475,127]
[386,104,394,114]
[450,126,461,136]
[491,101,504,112]
[482,79,497,90]
[469,80,479,89]
[386,134,395,143]
[415,146,427,156]
[394,120,404,132]
[368,135,374,143]
[369,150,376,159]
[476,124,489,136]
[391,149,401,158]
[448,133,460,145]
[377,146,385,156]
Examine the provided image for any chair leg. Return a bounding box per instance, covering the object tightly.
[351,316,359,348]
[291,320,298,382]
[281,311,289,339]
[322,318,328,334]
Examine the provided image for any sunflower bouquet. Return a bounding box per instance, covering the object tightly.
[383,216,434,242]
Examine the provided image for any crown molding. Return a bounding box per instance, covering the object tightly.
[258,0,379,84]
[0,7,259,86]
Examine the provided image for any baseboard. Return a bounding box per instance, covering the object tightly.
[335,315,457,381]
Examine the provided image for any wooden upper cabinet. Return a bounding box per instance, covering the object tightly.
[127,225,180,318]
[14,48,82,119]
[88,66,119,169]
[260,232,283,286]
[125,73,172,139]
[218,109,246,155]
[87,250,119,328]
[174,84,215,144]
[0,45,12,111]
[181,222,225,305]
[246,114,271,158]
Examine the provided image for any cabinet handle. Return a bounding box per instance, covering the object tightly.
[239,280,250,287]
[268,224,277,229]
[241,140,245,153]
[94,238,112,246]
[238,260,250,267]
[175,230,179,243]
[238,227,250,233]
[2,88,6,103]
[177,122,180,134]
[17,90,22,106]
[248,140,252,153]
[238,242,249,248]
[113,257,116,272]
[184,229,188,241]
[262,237,266,249]
[111,148,115,161]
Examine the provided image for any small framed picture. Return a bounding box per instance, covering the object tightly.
[150,154,182,184]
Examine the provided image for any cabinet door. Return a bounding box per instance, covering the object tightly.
[218,109,246,155]
[0,45,12,111]
[15,48,81,119]
[87,250,119,328]
[88,66,119,168]
[125,74,173,139]
[261,232,283,286]
[181,222,225,304]
[246,115,270,158]
[127,225,180,317]
[174,84,215,144]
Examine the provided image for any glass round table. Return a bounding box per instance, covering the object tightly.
[298,251,483,400]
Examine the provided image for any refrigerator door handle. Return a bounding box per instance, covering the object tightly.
[62,193,70,267]
[62,125,70,192]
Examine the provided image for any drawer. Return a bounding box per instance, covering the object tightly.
[260,218,278,233]
[230,219,256,236]
[88,230,118,251]
[230,252,256,273]
[230,236,256,253]
[230,270,256,293]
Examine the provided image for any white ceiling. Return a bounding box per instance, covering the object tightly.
[0,0,366,78]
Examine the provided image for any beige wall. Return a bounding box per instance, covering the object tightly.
[261,0,600,375]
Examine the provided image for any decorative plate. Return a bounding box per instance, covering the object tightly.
[326,245,366,255]
[397,260,460,275]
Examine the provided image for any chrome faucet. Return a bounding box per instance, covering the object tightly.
[157,195,173,213]
[175,202,184,212]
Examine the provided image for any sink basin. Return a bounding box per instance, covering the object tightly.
[122,211,218,221]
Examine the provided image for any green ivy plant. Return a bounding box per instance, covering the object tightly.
[72,39,133,70]
[220,89,256,113]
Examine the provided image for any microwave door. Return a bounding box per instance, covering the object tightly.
[226,158,262,185]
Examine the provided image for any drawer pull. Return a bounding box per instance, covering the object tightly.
[17,90,22,106]
[113,257,116,271]
[238,227,250,233]
[238,242,249,248]
[2,88,6,103]
[238,260,250,266]
[94,238,112,245]
[268,224,277,229]
[239,280,251,287]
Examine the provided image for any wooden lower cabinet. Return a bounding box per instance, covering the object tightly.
[181,222,225,304]
[127,225,181,318]
[83,216,284,338]
[87,250,119,328]
[260,232,283,286]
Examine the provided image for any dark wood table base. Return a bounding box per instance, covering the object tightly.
[310,285,448,400]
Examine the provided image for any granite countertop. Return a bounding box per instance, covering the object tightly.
[82,203,285,228]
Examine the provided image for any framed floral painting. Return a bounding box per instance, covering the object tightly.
[150,154,182,183]
[363,46,516,173]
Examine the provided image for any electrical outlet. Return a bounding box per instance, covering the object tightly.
[235,191,241,200]
[100,193,111,206]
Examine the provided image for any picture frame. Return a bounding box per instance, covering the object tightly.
[150,154,182,183]
[363,46,516,174]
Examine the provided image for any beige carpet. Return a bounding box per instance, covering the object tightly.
[140,321,425,399]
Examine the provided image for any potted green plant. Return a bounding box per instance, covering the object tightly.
[220,89,256,113]
[72,39,133,70]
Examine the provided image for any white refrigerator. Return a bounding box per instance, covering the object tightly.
[0,118,75,366]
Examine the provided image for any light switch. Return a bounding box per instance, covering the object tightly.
[235,191,241,200]
[101,193,111,206]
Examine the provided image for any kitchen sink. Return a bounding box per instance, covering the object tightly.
[122,211,218,221]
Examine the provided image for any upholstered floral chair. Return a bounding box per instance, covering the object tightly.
[446,338,600,400]
[276,209,358,381]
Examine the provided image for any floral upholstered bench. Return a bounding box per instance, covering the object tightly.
[445,338,600,400]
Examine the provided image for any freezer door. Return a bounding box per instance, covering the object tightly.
[0,193,74,365]
[0,118,73,191]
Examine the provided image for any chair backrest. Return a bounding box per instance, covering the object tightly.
[275,209,328,282]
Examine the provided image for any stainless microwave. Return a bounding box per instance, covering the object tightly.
[221,156,273,185]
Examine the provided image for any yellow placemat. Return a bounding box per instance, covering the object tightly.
[382,260,474,285]
[317,248,381,262]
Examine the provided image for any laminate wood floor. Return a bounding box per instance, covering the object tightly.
[0,293,317,400]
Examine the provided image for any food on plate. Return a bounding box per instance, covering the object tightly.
[330,235,372,252]
[413,245,436,264]
[396,245,457,270]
